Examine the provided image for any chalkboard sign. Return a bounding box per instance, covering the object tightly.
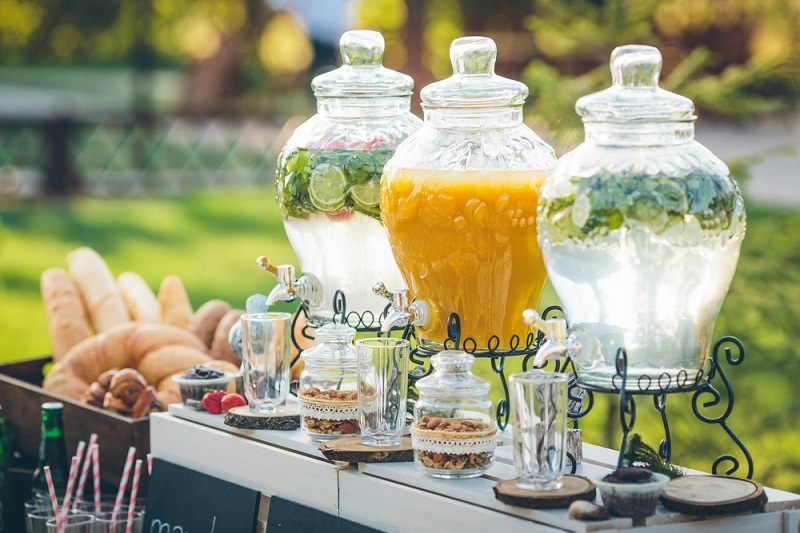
[266,497,381,532]
[143,458,260,533]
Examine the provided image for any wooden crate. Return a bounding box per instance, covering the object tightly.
[0,356,150,491]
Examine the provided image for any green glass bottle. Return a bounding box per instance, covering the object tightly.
[31,402,69,502]
[0,405,13,532]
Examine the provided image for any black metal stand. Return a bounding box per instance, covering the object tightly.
[286,296,752,479]
[568,337,753,479]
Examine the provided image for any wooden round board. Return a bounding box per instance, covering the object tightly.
[660,475,767,516]
[494,475,596,509]
[224,403,300,431]
[318,436,413,463]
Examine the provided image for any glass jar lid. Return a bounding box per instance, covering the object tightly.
[415,350,490,398]
[420,36,528,108]
[576,44,695,123]
[311,30,414,98]
[302,323,357,362]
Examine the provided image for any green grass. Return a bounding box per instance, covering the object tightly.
[1,191,799,493]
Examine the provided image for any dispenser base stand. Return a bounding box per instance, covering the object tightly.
[574,336,753,479]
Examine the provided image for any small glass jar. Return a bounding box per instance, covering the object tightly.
[275,30,422,325]
[298,323,359,440]
[411,350,497,478]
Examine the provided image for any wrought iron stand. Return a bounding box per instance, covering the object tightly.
[288,295,752,478]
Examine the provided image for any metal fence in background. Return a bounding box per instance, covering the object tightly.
[0,116,283,198]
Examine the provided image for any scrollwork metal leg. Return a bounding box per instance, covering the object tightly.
[691,336,753,479]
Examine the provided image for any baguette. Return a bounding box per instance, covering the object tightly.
[118,271,160,322]
[67,247,130,333]
[158,275,193,328]
[40,268,91,362]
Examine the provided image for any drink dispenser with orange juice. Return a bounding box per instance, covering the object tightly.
[264,30,422,326]
[376,36,558,352]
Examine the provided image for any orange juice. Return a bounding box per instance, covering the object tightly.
[381,168,549,351]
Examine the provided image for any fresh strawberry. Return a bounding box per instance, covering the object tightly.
[201,390,226,414]
[220,393,247,413]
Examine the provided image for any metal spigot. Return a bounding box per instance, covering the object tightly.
[373,281,433,332]
[522,309,580,368]
[257,256,323,308]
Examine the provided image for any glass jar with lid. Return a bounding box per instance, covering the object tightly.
[411,350,497,478]
[379,36,557,352]
[298,323,359,440]
[529,45,746,392]
[270,30,422,327]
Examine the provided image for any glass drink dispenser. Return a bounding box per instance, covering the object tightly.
[528,45,746,392]
[267,30,422,326]
[378,36,557,352]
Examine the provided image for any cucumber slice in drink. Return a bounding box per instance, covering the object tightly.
[309,164,348,212]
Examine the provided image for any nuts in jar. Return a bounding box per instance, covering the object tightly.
[299,386,360,436]
[411,416,497,473]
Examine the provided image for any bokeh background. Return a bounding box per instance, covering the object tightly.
[1,0,799,492]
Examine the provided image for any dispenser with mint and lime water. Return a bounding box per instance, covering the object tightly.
[527,45,746,392]
[263,30,421,326]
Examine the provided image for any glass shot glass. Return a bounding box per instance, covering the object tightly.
[356,338,410,446]
[240,312,292,413]
[509,370,568,491]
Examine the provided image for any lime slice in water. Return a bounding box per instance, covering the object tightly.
[309,164,347,212]
[350,179,381,208]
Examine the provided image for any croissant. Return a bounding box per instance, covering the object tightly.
[43,322,213,406]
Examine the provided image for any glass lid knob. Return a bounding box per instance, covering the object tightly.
[340,30,384,66]
[610,45,662,88]
[450,36,497,76]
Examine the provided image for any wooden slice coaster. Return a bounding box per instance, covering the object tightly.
[224,403,300,431]
[319,436,413,463]
[660,475,767,516]
[494,475,596,510]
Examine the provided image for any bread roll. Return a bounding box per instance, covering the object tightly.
[67,247,130,333]
[159,275,193,328]
[210,309,244,365]
[41,268,91,362]
[188,299,231,348]
[42,322,210,403]
[118,271,160,322]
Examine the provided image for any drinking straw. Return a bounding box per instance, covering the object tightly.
[58,456,80,531]
[73,434,97,507]
[112,446,136,522]
[43,466,62,533]
[146,453,153,476]
[125,459,143,533]
[91,443,101,514]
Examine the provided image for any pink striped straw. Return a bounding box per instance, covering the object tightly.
[146,453,153,476]
[91,443,101,514]
[125,459,143,533]
[112,446,136,522]
[43,466,61,532]
[73,434,97,507]
[58,456,80,531]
